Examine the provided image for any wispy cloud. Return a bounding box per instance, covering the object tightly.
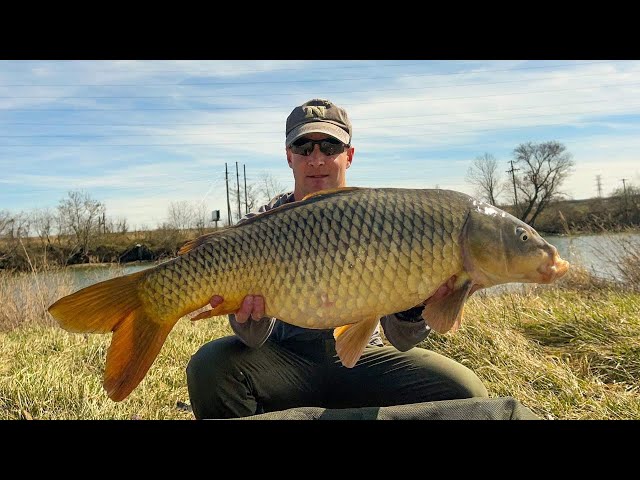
[2,60,639,227]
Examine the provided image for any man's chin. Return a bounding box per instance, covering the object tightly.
[306,177,332,189]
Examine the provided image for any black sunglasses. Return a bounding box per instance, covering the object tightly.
[289,137,349,156]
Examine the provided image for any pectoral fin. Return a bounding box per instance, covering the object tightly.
[422,280,474,334]
[333,317,380,368]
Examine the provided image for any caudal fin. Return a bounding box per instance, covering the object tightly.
[47,270,179,401]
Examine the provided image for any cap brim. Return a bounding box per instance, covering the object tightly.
[286,122,350,146]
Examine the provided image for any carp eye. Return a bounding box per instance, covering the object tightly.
[516,227,529,242]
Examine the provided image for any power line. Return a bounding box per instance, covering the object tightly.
[4,118,640,147]
[0,97,633,126]
[0,61,616,88]
[0,60,608,76]
[3,104,640,138]
[1,65,627,99]
[5,80,640,112]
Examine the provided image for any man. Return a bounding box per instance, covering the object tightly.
[186,98,499,420]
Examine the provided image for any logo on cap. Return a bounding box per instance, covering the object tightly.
[303,106,326,119]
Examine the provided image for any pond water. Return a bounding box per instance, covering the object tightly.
[544,231,639,281]
[8,232,640,291]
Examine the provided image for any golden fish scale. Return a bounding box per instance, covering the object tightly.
[138,189,470,327]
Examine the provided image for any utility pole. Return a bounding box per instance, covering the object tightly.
[596,174,603,198]
[235,161,242,221]
[225,163,232,226]
[622,178,630,224]
[244,164,249,214]
[506,160,520,206]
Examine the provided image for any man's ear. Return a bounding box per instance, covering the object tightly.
[286,148,293,168]
[346,146,355,168]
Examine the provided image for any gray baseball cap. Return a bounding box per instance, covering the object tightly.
[285,98,352,147]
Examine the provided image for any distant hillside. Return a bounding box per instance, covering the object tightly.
[501,194,639,234]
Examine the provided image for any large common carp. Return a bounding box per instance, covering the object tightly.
[48,187,569,401]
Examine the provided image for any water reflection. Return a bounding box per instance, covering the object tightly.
[544,232,639,281]
[62,262,156,290]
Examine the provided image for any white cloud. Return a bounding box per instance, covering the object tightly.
[2,60,640,227]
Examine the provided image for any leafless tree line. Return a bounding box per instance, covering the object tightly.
[466,140,639,228]
[1,173,288,267]
[466,141,577,227]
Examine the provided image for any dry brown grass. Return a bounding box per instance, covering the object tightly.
[1,235,639,419]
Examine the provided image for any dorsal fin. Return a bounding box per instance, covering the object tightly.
[177,232,222,255]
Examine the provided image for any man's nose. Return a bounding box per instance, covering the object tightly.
[307,145,325,165]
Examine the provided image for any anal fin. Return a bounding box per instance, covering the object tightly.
[333,317,380,368]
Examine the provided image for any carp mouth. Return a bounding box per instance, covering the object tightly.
[537,254,570,283]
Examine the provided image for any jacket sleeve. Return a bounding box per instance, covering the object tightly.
[380,305,432,352]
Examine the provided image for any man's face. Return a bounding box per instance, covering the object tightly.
[286,132,354,200]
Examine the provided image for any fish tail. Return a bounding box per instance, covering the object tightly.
[47,270,179,401]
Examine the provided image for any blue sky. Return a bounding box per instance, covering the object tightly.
[1,60,639,230]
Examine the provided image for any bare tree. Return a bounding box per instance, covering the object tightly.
[166,200,196,231]
[243,183,261,214]
[104,216,129,235]
[610,182,639,198]
[32,209,54,242]
[259,173,288,204]
[611,181,639,220]
[465,153,506,206]
[0,210,13,237]
[57,190,105,257]
[192,201,209,235]
[0,211,31,266]
[166,199,215,235]
[230,182,262,223]
[0,210,10,263]
[30,208,55,265]
[511,141,575,227]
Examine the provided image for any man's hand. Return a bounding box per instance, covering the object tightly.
[209,294,265,323]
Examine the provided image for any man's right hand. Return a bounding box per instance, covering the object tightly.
[209,294,265,323]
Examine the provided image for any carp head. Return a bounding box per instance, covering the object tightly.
[461,200,570,288]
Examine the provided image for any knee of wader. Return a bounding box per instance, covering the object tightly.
[186,337,257,419]
[457,371,489,399]
[186,336,246,388]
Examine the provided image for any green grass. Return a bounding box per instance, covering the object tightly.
[418,285,640,419]
[1,257,639,420]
